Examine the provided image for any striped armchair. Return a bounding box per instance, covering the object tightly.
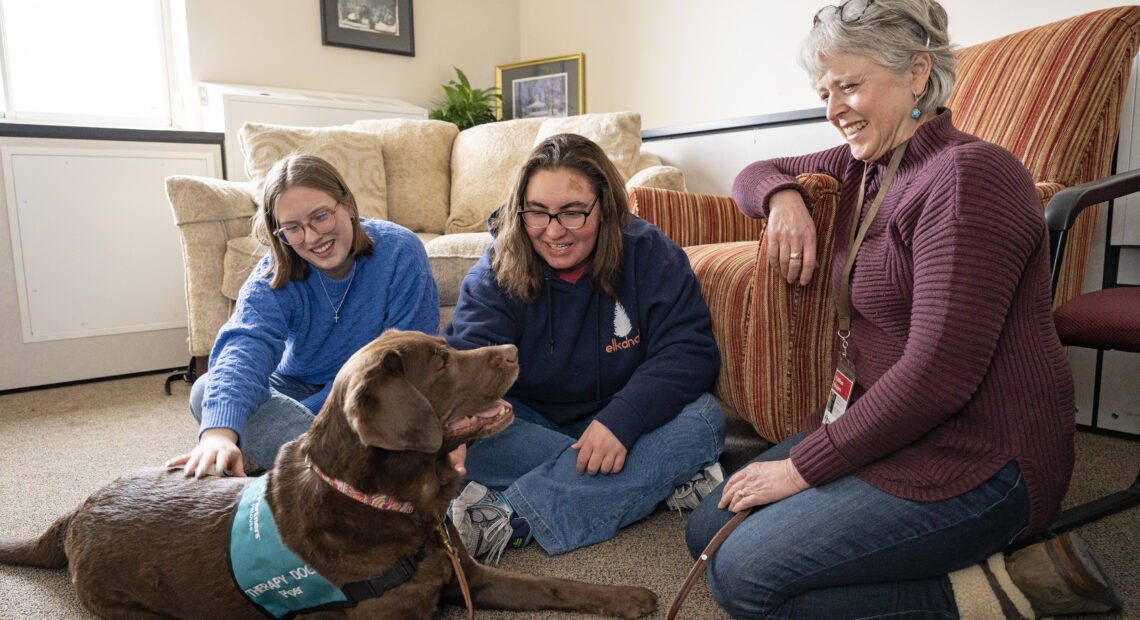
[629,6,1140,443]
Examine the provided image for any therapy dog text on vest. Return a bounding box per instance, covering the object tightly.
[231,476,348,617]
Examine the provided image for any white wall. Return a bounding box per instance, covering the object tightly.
[519,0,1135,131]
[180,0,521,124]
[176,1,1133,131]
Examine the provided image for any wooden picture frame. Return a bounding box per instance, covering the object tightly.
[495,53,584,120]
[320,0,415,57]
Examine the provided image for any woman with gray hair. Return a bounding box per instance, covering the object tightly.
[685,0,1121,617]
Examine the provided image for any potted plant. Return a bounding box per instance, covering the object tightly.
[428,67,502,130]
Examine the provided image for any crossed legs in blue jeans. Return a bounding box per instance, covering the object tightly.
[462,392,727,555]
[188,370,319,470]
[684,434,1029,619]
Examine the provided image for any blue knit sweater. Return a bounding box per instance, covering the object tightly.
[200,219,439,439]
[444,215,719,449]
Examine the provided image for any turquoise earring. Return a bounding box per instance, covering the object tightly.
[912,108,921,119]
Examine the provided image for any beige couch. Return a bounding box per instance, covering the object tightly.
[166,111,686,365]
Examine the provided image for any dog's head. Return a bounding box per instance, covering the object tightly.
[332,330,517,454]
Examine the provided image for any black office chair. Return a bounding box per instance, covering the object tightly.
[1044,167,1140,533]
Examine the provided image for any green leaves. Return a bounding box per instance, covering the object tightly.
[428,67,502,130]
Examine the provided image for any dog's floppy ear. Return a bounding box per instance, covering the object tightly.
[343,348,443,452]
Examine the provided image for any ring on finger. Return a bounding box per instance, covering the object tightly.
[736,489,746,498]
[789,252,802,260]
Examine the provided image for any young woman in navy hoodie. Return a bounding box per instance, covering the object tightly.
[444,133,727,561]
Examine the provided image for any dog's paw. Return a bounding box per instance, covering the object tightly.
[608,586,657,618]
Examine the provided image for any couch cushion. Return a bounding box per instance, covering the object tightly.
[534,111,642,181]
[352,119,457,235]
[448,117,547,234]
[424,232,493,306]
[239,122,389,221]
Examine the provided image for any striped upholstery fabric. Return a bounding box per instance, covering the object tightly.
[947,6,1140,306]
[1035,182,1065,209]
[635,7,1140,441]
[628,187,764,246]
[743,174,841,440]
[659,175,840,440]
[685,241,763,420]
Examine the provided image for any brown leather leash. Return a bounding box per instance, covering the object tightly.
[437,520,474,620]
[667,509,753,620]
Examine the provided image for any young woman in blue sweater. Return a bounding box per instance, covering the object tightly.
[444,133,727,561]
[167,154,439,478]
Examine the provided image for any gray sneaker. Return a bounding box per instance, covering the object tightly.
[447,482,532,565]
[666,463,725,511]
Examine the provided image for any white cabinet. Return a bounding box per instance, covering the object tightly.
[0,125,223,391]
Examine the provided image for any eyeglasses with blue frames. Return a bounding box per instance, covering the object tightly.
[274,203,340,245]
[518,197,598,230]
[813,0,875,26]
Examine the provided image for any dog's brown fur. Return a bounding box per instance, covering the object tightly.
[0,330,657,619]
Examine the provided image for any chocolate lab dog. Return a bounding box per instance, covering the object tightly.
[0,330,657,618]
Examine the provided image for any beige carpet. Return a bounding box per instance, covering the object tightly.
[0,372,1136,619]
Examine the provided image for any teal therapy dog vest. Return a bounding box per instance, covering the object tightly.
[228,475,423,618]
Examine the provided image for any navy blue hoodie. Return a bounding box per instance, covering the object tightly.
[443,214,719,449]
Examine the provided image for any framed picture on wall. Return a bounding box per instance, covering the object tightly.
[320,0,415,57]
[496,53,585,120]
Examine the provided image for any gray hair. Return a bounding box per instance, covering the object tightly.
[799,0,957,114]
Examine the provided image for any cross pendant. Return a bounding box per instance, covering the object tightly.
[333,313,339,323]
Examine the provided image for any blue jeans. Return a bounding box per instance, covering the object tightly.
[685,434,1029,619]
[189,371,320,469]
[464,392,726,555]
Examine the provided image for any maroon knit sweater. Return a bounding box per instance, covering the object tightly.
[732,110,1074,534]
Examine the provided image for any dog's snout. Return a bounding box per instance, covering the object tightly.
[497,344,518,367]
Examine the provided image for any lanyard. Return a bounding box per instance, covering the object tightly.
[836,141,909,353]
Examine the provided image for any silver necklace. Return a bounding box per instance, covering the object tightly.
[316,261,356,323]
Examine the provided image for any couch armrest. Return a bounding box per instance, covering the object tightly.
[166,175,258,358]
[626,165,687,193]
[637,151,663,169]
[682,173,842,442]
[628,187,765,247]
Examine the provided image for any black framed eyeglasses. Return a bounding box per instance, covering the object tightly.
[274,203,340,245]
[518,197,598,230]
[813,0,875,26]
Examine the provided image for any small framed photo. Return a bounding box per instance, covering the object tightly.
[320,0,415,57]
[496,53,585,120]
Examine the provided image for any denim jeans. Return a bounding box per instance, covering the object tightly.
[463,392,726,555]
[684,434,1029,619]
[189,371,320,469]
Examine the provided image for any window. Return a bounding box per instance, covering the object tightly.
[0,0,179,128]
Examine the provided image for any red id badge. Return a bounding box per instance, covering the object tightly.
[823,358,855,424]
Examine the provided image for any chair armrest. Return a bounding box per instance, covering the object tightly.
[628,187,765,247]
[682,173,842,442]
[1044,168,1140,296]
[166,175,258,358]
